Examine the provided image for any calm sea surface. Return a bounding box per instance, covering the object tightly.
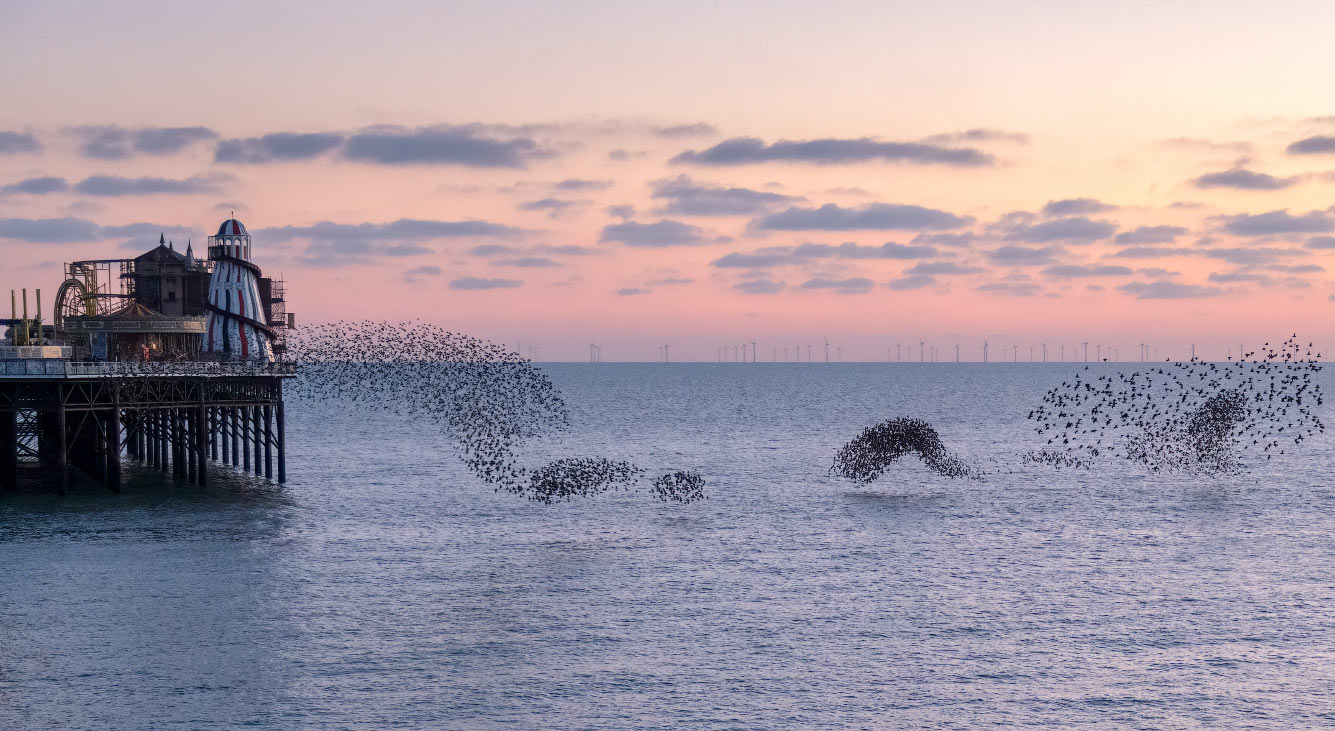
[2,363,1334,729]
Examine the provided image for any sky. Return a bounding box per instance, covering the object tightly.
[3,0,1335,361]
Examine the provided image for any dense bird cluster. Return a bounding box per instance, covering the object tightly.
[288,321,705,503]
[830,417,981,483]
[526,458,643,504]
[1028,335,1324,473]
[651,471,707,503]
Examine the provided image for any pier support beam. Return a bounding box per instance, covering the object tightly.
[276,400,286,484]
[1,407,15,493]
[196,404,208,487]
[231,408,240,466]
[252,406,262,476]
[105,407,121,493]
[186,408,196,484]
[242,407,250,473]
[56,401,67,496]
[263,405,273,480]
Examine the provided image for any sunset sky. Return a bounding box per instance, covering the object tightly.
[4,1,1335,361]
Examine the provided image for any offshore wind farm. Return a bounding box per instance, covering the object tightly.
[5,2,1335,728]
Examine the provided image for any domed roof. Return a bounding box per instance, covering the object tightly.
[216,218,247,236]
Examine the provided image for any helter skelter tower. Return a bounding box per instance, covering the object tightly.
[205,218,274,361]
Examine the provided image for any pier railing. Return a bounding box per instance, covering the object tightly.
[2,360,298,379]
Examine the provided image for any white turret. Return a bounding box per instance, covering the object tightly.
[204,218,274,361]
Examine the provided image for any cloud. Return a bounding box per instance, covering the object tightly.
[712,250,793,268]
[1208,271,1271,284]
[600,219,704,247]
[1003,216,1116,244]
[449,277,523,290]
[1161,137,1253,154]
[1108,245,1195,258]
[0,131,41,154]
[260,218,520,242]
[647,277,693,286]
[672,136,994,166]
[886,274,935,290]
[608,149,645,161]
[1041,264,1134,278]
[294,239,434,266]
[1305,236,1335,249]
[404,265,443,279]
[753,202,972,231]
[0,217,189,244]
[72,173,231,196]
[1192,167,1297,190]
[793,241,937,259]
[799,276,874,294]
[555,178,613,191]
[911,231,976,248]
[1041,198,1116,216]
[1,176,68,194]
[73,125,218,159]
[1137,267,1179,278]
[0,217,103,243]
[1118,280,1222,299]
[650,175,800,216]
[986,245,1063,264]
[653,123,717,138]
[1200,247,1297,265]
[616,287,649,295]
[711,241,937,268]
[921,128,1030,145]
[533,244,600,256]
[734,278,784,294]
[1286,135,1335,155]
[342,125,551,167]
[470,244,521,257]
[518,197,587,218]
[215,132,344,163]
[904,261,982,275]
[1217,210,1335,236]
[1114,225,1189,245]
[495,256,561,268]
[976,282,1041,296]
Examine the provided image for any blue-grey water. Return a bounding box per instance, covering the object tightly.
[2,364,1334,729]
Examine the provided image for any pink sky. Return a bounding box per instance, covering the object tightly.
[2,1,1335,361]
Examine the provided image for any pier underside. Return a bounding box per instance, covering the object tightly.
[0,375,286,494]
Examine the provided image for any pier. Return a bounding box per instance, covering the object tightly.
[1,218,296,494]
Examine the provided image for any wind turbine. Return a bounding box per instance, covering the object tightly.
[1082,341,1089,362]
[824,338,830,363]
[919,340,925,363]
[1042,341,1048,362]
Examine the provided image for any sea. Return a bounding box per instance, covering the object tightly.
[2,363,1333,729]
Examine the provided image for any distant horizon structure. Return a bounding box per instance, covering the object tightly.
[1082,341,1089,362]
[955,343,960,362]
[205,218,274,361]
[983,340,989,363]
[1042,342,1048,363]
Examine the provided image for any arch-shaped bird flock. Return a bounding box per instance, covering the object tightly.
[288,321,705,503]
